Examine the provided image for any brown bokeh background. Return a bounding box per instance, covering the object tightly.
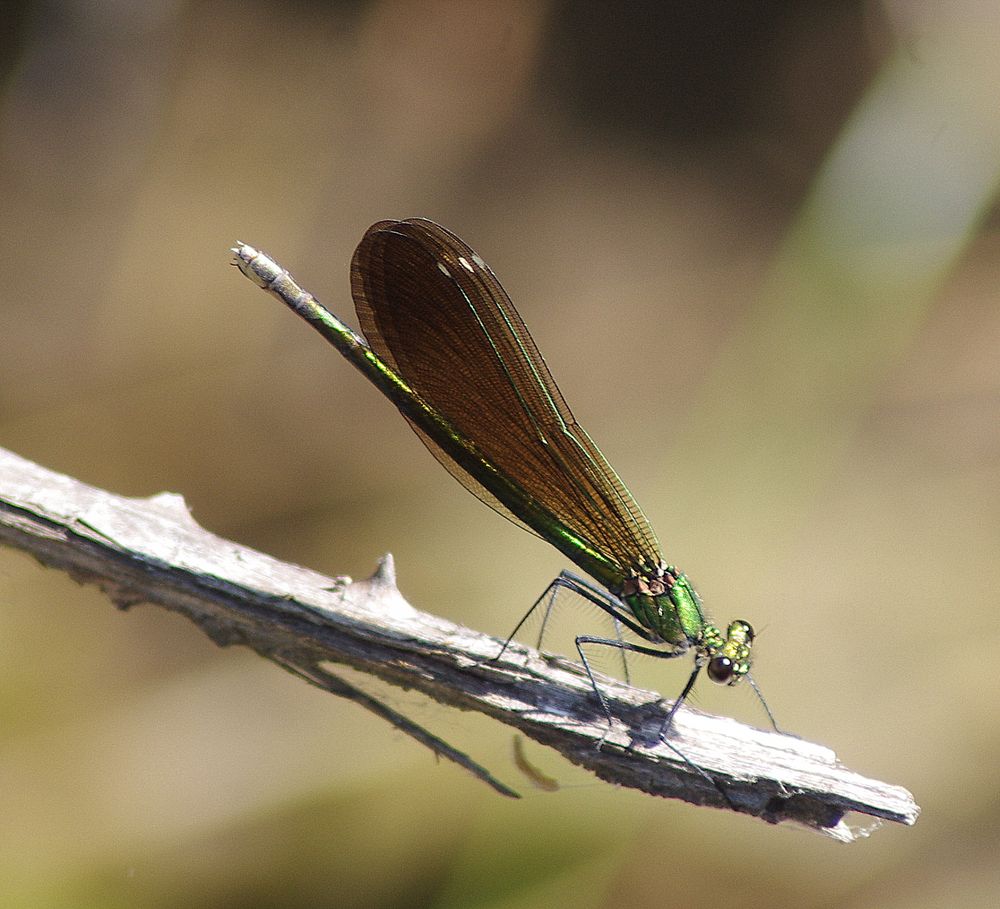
[1,2,998,906]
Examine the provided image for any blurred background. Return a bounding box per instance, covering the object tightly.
[1,1,998,906]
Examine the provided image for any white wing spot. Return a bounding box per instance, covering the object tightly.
[472,254,486,268]
[458,256,475,273]
[437,261,451,278]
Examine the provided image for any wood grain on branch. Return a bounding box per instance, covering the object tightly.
[0,446,918,841]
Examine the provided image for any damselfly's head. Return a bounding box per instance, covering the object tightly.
[705,619,755,686]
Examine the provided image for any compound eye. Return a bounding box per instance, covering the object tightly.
[707,656,734,685]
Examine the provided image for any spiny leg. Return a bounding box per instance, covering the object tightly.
[533,571,633,682]
[574,634,685,734]
[611,615,631,685]
[656,662,701,740]
[577,638,739,811]
[652,663,743,809]
[747,673,785,734]
[496,570,651,669]
[493,574,572,662]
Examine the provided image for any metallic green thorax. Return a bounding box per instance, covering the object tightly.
[622,565,704,645]
[620,564,754,685]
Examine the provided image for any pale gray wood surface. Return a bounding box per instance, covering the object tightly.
[0,446,919,841]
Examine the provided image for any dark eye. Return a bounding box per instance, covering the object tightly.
[707,656,734,685]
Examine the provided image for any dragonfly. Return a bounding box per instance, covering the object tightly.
[232,218,775,747]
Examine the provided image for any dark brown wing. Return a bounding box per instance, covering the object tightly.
[350,218,663,580]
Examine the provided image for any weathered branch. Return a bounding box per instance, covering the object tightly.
[0,446,918,840]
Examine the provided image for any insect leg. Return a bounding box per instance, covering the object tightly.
[496,569,651,661]
[574,634,686,729]
[747,673,785,734]
[573,636,738,811]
